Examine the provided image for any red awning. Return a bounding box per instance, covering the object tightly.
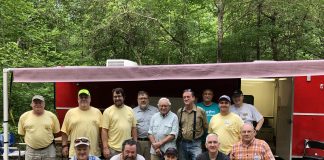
[11,60,324,82]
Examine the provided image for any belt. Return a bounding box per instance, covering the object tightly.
[138,138,149,141]
[181,137,201,143]
[28,142,53,150]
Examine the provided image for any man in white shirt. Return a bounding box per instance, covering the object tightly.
[110,139,145,160]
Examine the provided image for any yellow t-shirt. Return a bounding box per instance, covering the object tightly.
[61,107,102,157]
[208,113,244,155]
[102,105,137,151]
[18,110,60,149]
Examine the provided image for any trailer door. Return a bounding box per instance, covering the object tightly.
[275,78,293,160]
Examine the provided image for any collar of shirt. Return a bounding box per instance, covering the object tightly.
[136,105,152,112]
[241,137,256,148]
[181,105,197,113]
[160,111,170,117]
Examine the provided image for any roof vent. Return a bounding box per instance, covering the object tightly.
[106,59,138,67]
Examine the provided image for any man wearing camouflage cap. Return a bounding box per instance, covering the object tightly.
[18,95,61,160]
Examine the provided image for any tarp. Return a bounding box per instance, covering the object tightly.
[12,60,324,82]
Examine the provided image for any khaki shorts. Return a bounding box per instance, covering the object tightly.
[25,143,56,160]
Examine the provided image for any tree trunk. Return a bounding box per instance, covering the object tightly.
[216,0,224,63]
[262,11,279,61]
[256,1,262,60]
[270,12,279,61]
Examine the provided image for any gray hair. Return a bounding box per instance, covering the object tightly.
[157,97,171,106]
[205,133,219,144]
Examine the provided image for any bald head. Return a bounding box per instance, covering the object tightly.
[242,123,254,131]
[241,123,256,144]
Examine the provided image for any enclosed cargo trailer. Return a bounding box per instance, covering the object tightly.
[3,60,324,159]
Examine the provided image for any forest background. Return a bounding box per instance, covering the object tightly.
[0,0,323,136]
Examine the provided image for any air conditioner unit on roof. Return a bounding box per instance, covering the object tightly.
[106,59,138,67]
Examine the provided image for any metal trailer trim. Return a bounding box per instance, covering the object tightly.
[293,113,324,116]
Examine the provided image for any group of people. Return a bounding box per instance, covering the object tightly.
[18,87,275,160]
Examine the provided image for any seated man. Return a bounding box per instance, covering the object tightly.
[164,147,178,160]
[230,123,275,160]
[70,137,100,160]
[196,134,229,160]
[110,139,145,160]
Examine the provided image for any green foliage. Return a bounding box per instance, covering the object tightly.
[0,0,323,140]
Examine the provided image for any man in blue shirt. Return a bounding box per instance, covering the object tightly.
[196,89,220,123]
[70,137,100,160]
[133,91,159,159]
[197,89,220,152]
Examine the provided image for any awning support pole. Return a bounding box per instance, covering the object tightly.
[3,68,10,160]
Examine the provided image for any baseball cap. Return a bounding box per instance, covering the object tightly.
[78,89,90,96]
[232,90,243,97]
[32,95,45,101]
[74,137,90,147]
[218,95,231,102]
[164,147,178,156]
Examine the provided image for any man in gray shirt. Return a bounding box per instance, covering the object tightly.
[133,91,159,159]
[230,90,264,132]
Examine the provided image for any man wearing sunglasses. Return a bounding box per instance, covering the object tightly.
[208,95,243,155]
[61,89,103,158]
[71,137,100,160]
[18,95,61,160]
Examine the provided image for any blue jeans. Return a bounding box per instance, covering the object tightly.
[178,139,202,160]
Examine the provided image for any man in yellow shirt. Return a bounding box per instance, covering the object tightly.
[18,95,61,160]
[61,89,103,158]
[208,95,243,155]
[102,88,137,159]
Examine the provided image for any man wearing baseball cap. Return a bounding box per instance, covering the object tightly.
[230,90,264,132]
[61,89,103,158]
[18,95,61,159]
[70,137,100,160]
[208,95,243,155]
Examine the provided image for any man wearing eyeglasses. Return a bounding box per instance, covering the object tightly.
[71,137,100,160]
[133,91,158,160]
[230,123,275,160]
[148,97,179,160]
[177,89,208,160]
[18,95,61,160]
[61,89,103,158]
[208,95,243,155]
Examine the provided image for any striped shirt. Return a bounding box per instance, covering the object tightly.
[231,138,275,160]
